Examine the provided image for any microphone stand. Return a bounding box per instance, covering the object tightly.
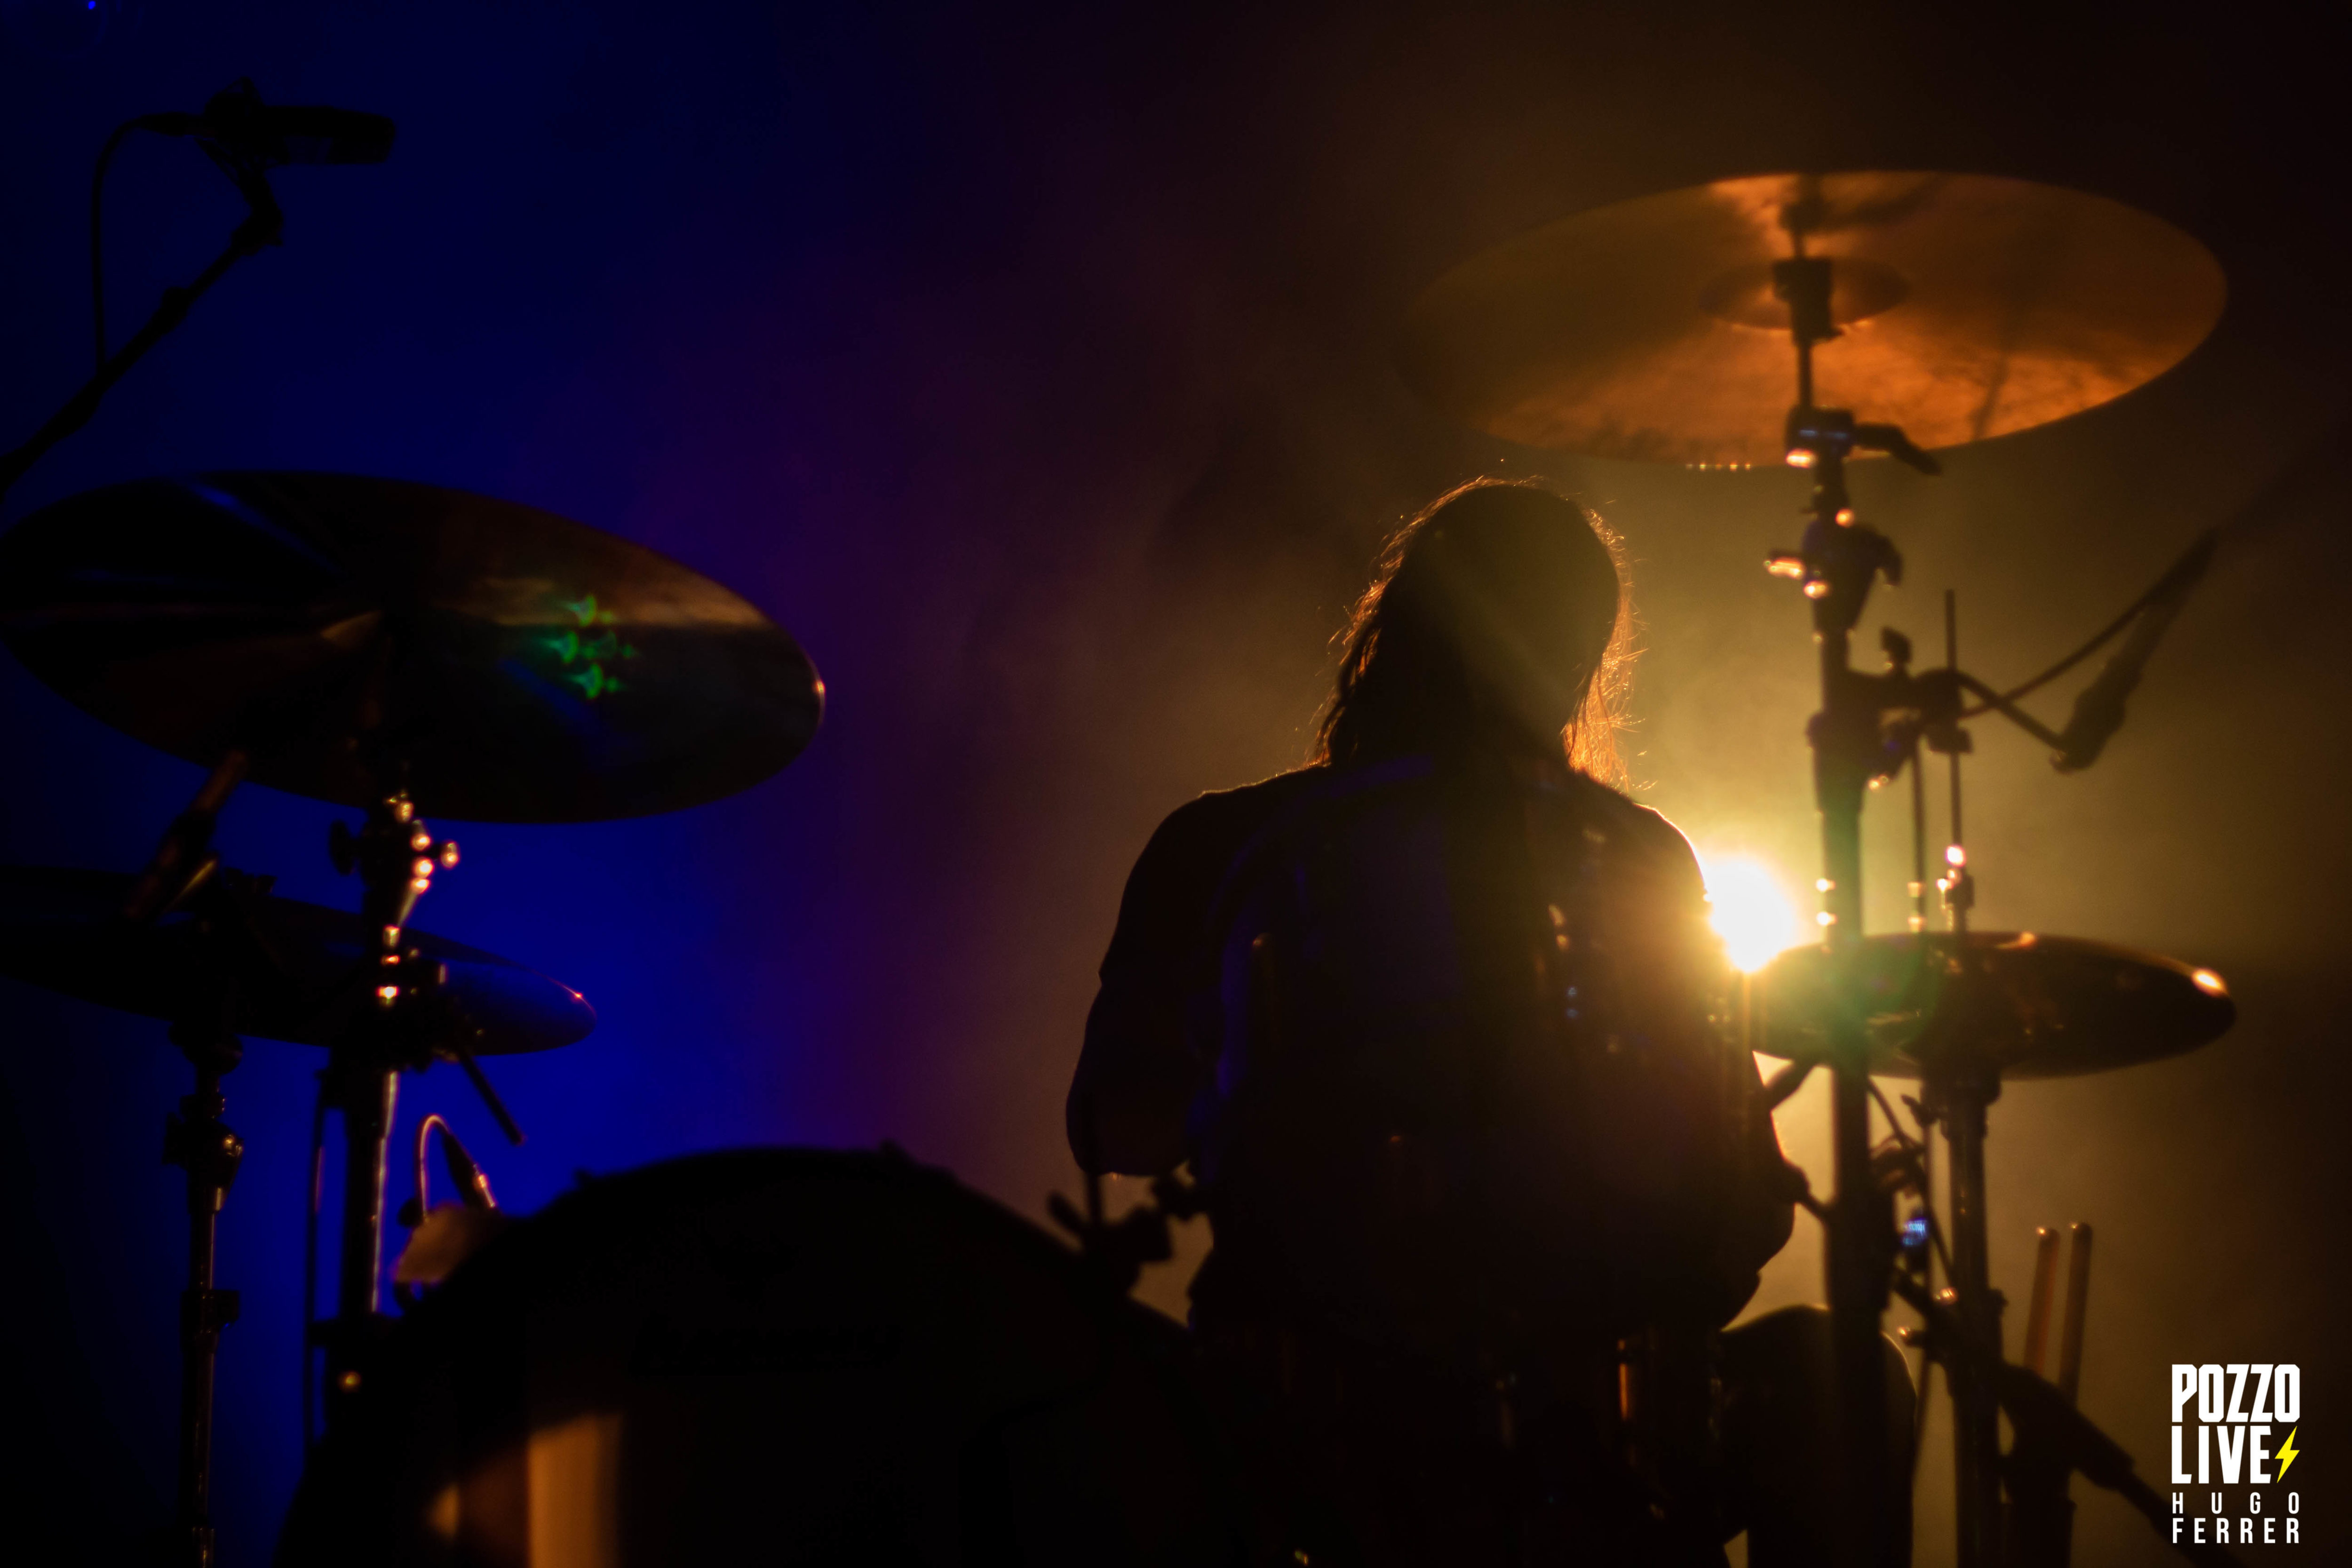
[1765,219,1939,1568]
[1,78,326,506]
[3,77,394,507]
[0,196,279,506]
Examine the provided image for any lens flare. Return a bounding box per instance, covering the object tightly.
[1699,853,1803,972]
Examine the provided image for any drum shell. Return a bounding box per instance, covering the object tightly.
[277,1147,1237,1568]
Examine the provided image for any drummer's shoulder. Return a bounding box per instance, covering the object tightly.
[1150,765,1330,845]
[1576,775,1703,871]
[1129,766,1336,865]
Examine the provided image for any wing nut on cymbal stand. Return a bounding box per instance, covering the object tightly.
[1766,217,1939,1568]
[314,785,527,1427]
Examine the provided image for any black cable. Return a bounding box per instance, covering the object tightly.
[89,117,148,373]
[1956,551,2187,719]
[413,1113,451,1221]
[1867,1076,1922,1154]
[2,212,268,502]
[1865,1075,1943,1474]
[391,1113,456,1315]
[1867,1075,1955,1278]
[1953,670,2065,748]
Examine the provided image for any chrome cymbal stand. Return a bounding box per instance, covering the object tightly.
[1763,189,1942,1568]
[315,787,459,1425]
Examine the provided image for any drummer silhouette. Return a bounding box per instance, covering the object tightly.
[1070,479,1908,1566]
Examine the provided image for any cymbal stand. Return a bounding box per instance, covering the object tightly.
[1922,593,2008,1568]
[1755,215,2219,1564]
[1890,1270,2243,1568]
[116,756,263,1568]
[315,788,459,1425]
[1764,210,1941,1568]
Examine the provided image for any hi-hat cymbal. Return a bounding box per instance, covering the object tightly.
[1400,172,2227,465]
[1750,931,2234,1080]
[0,864,593,1053]
[0,473,823,822]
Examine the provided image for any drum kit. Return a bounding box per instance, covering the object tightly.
[0,92,2254,1568]
[1401,169,2245,1568]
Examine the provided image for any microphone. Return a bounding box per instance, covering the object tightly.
[139,79,395,167]
[439,1129,498,1211]
[2051,530,2218,773]
[419,1116,498,1212]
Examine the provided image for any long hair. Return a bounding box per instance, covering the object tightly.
[1311,479,1636,788]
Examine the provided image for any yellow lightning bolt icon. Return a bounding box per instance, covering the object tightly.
[2277,1426,2300,1481]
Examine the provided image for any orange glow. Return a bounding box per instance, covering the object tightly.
[1697,854,1803,972]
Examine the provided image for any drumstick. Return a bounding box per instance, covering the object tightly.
[2020,1226,2060,1377]
[2056,1223,2093,1404]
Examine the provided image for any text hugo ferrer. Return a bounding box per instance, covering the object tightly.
[2172,1363,2301,1485]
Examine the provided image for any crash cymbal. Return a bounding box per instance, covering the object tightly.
[0,473,823,822]
[1400,171,2226,464]
[1749,931,2233,1080]
[0,865,593,1053]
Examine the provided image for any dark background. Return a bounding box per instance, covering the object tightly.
[0,1,2343,1562]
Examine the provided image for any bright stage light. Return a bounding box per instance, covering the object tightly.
[1698,854,1803,973]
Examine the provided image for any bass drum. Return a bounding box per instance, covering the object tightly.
[277,1147,1239,1568]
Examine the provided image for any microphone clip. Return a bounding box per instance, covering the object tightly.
[192,80,287,247]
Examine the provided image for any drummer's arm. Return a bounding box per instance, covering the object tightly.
[1735,1053,1799,1254]
[1646,805,1800,1297]
[1699,1021,1800,1318]
[1066,801,1227,1177]
[1068,968,1196,1175]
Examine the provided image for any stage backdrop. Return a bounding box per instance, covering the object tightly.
[0,2,2343,1562]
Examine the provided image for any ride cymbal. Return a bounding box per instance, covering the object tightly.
[0,473,824,822]
[0,864,593,1053]
[1749,931,2234,1080]
[1400,171,2226,464]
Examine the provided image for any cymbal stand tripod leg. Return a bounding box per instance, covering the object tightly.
[319,1046,397,1424]
[163,1019,245,1568]
[1941,1071,2003,1568]
[1814,625,1892,1568]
